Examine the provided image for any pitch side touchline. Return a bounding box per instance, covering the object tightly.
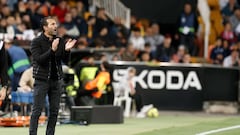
[195,125,240,135]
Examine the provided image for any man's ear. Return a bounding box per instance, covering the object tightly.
[43,25,47,31]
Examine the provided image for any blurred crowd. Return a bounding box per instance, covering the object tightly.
[208,0,240,67]
[1,0,240,66]
[0,0,200,65]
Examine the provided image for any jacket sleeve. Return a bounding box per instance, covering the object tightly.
[61,39,70,64]
[31,38,54,65]
[0,45,9,86]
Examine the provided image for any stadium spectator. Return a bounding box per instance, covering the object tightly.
[6,16,17,36]
[111,53,121,61]
[129,27,145,50]
[229,8,240,34]
[33,1,50,17]
[137,43,154,61]
[89,37,105,48]
[113,29,128,48]
[1,4,12,18]
[223,39,231,57]
[110,17,129,48]
[144,26,153,39]
[210,37,225,64]
[51,0,68,23]
[130,15,138,30]
[27,2,46,30]
[145,23,164,51]
[14,22,33,40]
[176,45,187,63]
[139,51,151,62]
[219,0,230,10]
[75,1,86,18]
[177,2,198,56]
[70,6,87,36]
[63,12,80,38]
[21,13,33,29]
[16,0,28,15]
[121,43,137,61]
[221,22,237,44]
[223,48,239,67]
[75,40,86,50]
[76,35,88,49]
[16,15,35,40]
[221,0,239,21]
[155,35,175,62]
[130,15,144,36]
[170,54,180,63]
[183,53,191,63]
[95,27,113,48]
[85,15,97,43]
[0,18,7,33]
[95,8,111,34]
[4,0,18,11]
[57,24,67,38]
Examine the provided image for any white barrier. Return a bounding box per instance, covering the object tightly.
[197,0,210,59]
[92,0,130,29]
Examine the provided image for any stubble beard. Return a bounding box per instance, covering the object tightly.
[50,30,57,36]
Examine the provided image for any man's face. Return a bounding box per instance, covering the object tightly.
[141,53,150,61]
[70,8,77,18]
[163,37,172,47]
[44,19,58,36]
[64,13,72,22]
[235,9,240,19]
[128,71,136,78]
[184,4,192,14]
[151,24,159,35]
[232,50,239,58]
[216,39,222,46]
[133,31,141,37]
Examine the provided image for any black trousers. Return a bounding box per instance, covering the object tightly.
[130,93,143,112]
[29,79,62,135]
[180,34,197,56]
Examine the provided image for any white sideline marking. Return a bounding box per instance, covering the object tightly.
[196,125,240,135]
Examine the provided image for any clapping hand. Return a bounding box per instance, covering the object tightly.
[52,38,60,52]
[65,39,77,51]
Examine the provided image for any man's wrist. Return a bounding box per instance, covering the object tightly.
[65,47,71,51]
[65,50,70,52]
[52,48,57,52]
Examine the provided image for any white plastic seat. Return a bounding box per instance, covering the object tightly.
[112,82,132,117]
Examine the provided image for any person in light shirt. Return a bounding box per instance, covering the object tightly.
[223,48,239,67]
[129,27,145,51]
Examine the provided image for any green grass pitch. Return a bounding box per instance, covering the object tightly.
[1,111,240,135]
